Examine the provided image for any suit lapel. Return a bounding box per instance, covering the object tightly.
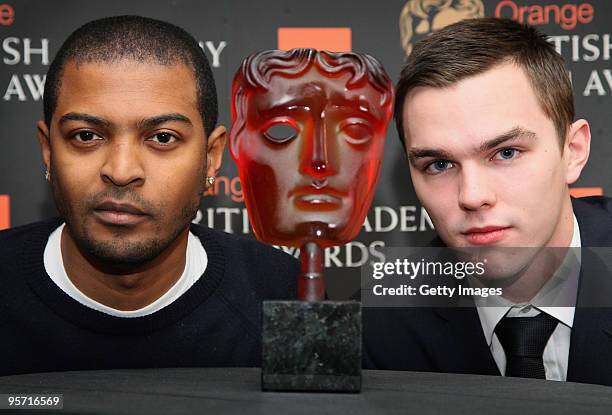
[567,198,612,385]
[426,239,499,375]
[567,248,612,385]
[432,306,500,376]
[568,307,612,385]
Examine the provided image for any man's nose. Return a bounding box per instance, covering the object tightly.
[99,137,145,187]
[457,164,496,211]
[299,119,338,179]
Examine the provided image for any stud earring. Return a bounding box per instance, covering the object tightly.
[45,170,50,181]
[207,176,215,185]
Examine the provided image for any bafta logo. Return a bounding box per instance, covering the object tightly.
[400,0,485,56]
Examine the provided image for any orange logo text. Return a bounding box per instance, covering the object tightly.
[204,176,243,203]
[495,1,594,30]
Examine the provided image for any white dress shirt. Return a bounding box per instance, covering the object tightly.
[474,215,581,381]
[43,223,207,317]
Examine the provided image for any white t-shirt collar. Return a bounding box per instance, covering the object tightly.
[43,223,208,318]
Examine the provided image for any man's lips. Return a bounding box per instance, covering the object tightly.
[462,226,511,245]
[93,201,149,226]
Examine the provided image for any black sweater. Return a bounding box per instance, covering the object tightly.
[0,219,299,376]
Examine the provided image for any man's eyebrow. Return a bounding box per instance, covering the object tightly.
[137,113,193,130]
[58,112,111,129]
[407,148,454,164]
[407,126,537,164]
[478,126,537,152]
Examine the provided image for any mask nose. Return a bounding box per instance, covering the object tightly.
[299,116,337,179]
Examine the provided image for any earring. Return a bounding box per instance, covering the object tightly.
[207,176,215,186]
[44,170,50,181]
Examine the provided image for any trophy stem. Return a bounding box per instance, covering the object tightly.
[298,242,325,301]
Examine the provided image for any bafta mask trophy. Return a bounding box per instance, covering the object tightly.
[230,49,394,392]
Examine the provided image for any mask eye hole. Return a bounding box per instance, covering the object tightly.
[263,123,298,143]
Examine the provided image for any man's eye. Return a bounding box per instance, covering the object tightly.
[493,148,520,160]
[263,123,298,143]
[425,160,454,174]
[148,132,177,145]
[73,131,102,142]
[339,119,373,145]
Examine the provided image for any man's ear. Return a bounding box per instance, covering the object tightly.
[37,120,51,178]
[564,119,591,185]
[205,125,227,191]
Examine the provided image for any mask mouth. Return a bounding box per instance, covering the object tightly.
[288,184,348,211]
[292,192,343,212]
[298,194,341,204]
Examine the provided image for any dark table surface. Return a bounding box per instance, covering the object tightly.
[1,368,612,415]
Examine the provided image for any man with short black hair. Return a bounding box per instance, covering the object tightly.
[0,15,299,376]
[363,18,612,386]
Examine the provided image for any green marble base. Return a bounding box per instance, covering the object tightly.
[261,301,361,392]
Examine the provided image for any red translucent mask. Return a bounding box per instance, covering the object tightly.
[230,49,394,250]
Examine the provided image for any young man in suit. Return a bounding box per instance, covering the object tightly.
[363,18,612,386]
[0,16,299,376]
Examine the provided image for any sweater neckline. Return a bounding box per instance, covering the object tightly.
[20,219,226,335]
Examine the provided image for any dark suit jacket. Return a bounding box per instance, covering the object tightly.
[362,196,612,386]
